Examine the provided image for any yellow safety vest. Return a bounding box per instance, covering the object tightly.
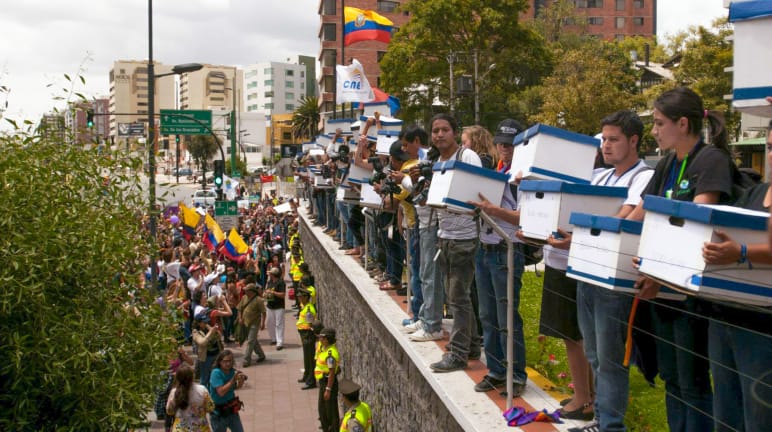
[340,401,372,432]
[289,233,299,250]
[290,256,304,282]
[296,302,316,331]
[314,344,340,381]
[307,285,316,305]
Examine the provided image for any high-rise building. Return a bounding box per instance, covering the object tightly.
[243,61,308,117]
[108,60,176,139]
[298,55,318,99]
[523,0,656,40]
[179,64,242,113]
[317,0,411,113]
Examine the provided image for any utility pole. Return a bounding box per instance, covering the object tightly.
[230,70,238,178]
[473,49,480,125]
[147,0,158,288]
[447,52,456,115]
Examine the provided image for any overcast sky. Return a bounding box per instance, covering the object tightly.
[0,0,729,127]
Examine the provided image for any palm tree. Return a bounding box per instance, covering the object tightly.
[187,135,219,189]
[291,96,320,142]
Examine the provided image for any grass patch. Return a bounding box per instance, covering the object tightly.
[520,271,667,431]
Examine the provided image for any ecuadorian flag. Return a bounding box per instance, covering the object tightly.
[222,228,248,261]
[179,203,200,240]
[344,7,393,46]
[203,214,225,252]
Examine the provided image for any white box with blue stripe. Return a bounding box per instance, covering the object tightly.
[324,118,356,135]
[519,181,627,242]
[729,0,772,117]
[376,129,400,155]
[336,184,360,203]
[359,183,383,209]
[359,114,403,133]
[345,164,372,186]
[362,102,390,118]
[637,196,772,306]
[509,123,598,184]
[426,160,508,214]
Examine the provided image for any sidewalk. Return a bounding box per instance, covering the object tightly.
[147,310,320,432]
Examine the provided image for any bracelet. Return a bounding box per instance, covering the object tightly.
[738,244,748,264]
[325,387,331,391]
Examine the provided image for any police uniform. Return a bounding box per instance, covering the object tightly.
[296,288,317,389]
[315,328,340,432]
[338,378,372,432]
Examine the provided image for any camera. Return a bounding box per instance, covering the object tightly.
[331,145,350,164]
[381,178,402,195]
[321,165,333,179]
[416,160,434,182]
[369,169,388,185]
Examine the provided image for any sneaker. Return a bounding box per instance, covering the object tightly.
[568,422,600,432]
[430,354,466,373]
[499,382,526,398]
[409,328,443,342]
[402,320,423,334]
[474,375,506,392]
[402,318,416,326]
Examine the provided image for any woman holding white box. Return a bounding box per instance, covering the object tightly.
[629,87,734,432]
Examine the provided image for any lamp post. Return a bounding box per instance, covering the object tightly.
[473,51,496,125]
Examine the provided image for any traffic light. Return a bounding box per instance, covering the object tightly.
[86,110,94,128]
[213,159,225,188]
[175,135,180,145]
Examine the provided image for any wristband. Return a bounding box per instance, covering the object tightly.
[325,387,331,391]
[738,244,748,264]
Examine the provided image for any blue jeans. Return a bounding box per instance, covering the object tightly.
[314,193,326,226]
[708,313,772,432]
[577,281,633,432]
[384,224,404,286]
[652,299,713,432]
[474,244,526,383]
[210,411,243,432]
[438,237,479,361]
[337,201,354,246]
[418,225,444,333]
[199,351,218,390]
[326,191,338,230]
[408,226,422,320]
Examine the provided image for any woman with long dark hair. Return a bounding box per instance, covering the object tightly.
[166,364,214,431]
[209,350,246,432]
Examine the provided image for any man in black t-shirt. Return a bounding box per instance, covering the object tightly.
[264,267,286,350]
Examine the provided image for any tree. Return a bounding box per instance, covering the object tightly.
[380,0,552,128]
[291,96,320,141]
[0,128,175,430]
[187,135,220,189]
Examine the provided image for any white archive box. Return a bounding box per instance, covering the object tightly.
[518,180,627,242]
[324,118,355,135]
[426,160,509,214]
[376,130,399,155]
[509,123,598,184]
[359,114,403,132]
[345,163,372,185]
[359,183,383,208]
[350,120,361,142]
[336,185,360,204]
[637,195,772,306]
[729,0,772,117]
[362,101,390,118]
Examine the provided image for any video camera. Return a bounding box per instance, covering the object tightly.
[381,177,402,195]
[410,160,435,204]
[367,156,388,185]
[330,145,350,164]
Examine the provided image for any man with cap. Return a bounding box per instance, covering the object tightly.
[264,266,286,350]
[338,378,372,432]
[238,283,266,367]
[296,287,318,390]
[315,327,341,432]
[468,119,529,396]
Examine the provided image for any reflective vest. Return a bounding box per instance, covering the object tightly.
[296,302,316,331]
[289,233,299,250]
[340,401,372,432]
[314,343,340,381]
[307,285,316,305]
[290,256,304,282]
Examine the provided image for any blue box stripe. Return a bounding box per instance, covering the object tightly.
[520,180,626,197]
[643,195,769,231]
[729,0,772,22]
[431,160,510,182]
[513,123,600,147]
[442,197,476,210]
[566,266,636,288]
[569,213,643,234]
[733,86,772,101]
[690,274,771,298]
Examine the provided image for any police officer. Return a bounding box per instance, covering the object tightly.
[296,288,317,390]
[338,378,372,432]
[315,327,340,432]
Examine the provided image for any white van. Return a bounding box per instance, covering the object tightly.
[192,189,217,206]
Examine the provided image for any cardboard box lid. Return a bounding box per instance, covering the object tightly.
[569,212,643,235]
[730,0,772,22]
[519,180,628,198]
[377,129,400,137]
[327,118,356,124]
[643,195,770,230]
[513,123,600,147]
[431,160,509,182]
[359,114,403,126]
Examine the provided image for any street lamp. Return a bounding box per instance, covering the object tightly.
[146,0,203,288]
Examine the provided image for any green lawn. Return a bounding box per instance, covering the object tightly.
[520,271,667,431]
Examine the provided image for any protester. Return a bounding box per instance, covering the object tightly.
[209,350,246,432]
[237,283,266,367]
[264,267,287,350]
[166,364,214,432]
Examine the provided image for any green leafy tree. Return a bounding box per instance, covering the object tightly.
[291,96,320,141]
[380,0,552,128]
[187,135,220,188]
[0,126,175,430]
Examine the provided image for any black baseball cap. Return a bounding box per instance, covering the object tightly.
[493,119,525,145]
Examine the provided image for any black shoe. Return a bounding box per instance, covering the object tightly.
[301,383,317,390]
[468,351,481,360]
[297,378,306,383]
[256,356,266,363]
[270,341,277,345]
[558,403,594,421]
[430,354,466,373]
[276,345,284,351]
[474,375,506,392]
[499,382,526,398]
[560,397,572,406]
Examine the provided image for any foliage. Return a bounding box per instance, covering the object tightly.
[187,135,220,188]
[0,125,175,430]
[380,0,552,129]
[291,96,320,141]
[615,35,669,65]
[528,0,588,47]
[227,156,247,177]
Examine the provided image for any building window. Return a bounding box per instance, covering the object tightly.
[587,0,603,7]
[615,17,625,28]
[377,1,399,13]
[264,68,272,75]
[321,0,335,15]
[286,69,294,77]
[247,93,257,100]
[286,92,295,99]
[323,23,336,41]
[264,79,273,86]
[588,17,603,25]
[633,0,644,8]
[247,82,257,89]
[265,91,274,98]
[301,82,305,89]
[285,104,295,112]
[264,103,274,110]
[245,70,257,78]
[633,16,644,26]
[286,81,294,88]
[300,71,305,78]
[616,0,625,10]
[615,34,625,41]
[575,0,587,7]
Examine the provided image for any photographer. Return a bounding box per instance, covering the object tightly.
[209,349,246,432]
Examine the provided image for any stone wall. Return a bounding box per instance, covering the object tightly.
[298,216,465,432]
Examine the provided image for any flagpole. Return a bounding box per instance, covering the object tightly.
[339,0,346,120]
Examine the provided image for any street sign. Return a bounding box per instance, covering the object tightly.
[117,122,145,137]
[214,200,239,232]
[160,109,212,135]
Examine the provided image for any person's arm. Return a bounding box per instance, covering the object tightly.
[468,192,520,226]
[214,371,243,397]
[703,230,772,265]
[626,200,646,221]
[324,354,337,401]
[614,204,636,219]
[218,298,233,317]
[693,192,721,205]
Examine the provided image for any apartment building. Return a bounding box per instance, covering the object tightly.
[525,0,656,40]
[64,98,109,145]
[243,61,308,117]
[108,60,176,139]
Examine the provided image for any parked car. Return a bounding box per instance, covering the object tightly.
[173,168,193,176]
[191,189,217,206]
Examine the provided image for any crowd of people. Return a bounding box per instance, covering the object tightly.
[293,86,771,432]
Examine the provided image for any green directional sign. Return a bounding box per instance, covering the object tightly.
[160,109,212,135]
[214,200,239,232]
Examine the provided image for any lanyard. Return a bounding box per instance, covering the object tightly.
[665,154,688,199]
[601,162,641,186]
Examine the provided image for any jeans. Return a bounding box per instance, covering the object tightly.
[266,307,285,347]
[326,192,338,230]
[577,281,633,432]
[210,411,243,432]
[348,205,364,247]
[199,351,218,390]
[407,226,422,320]
[224,307,237,341]
[418,225,444,333]
[244,323,265,363]
[709,315,772,432]
[438,237,479,361]
[337,201,354,246]
[652,299,713,432]
[384,223,405,286]
[314,193,326,226]
[474,244,526,383]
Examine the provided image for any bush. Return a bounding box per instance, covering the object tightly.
[0,131,176,430]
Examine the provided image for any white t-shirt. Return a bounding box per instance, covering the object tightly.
[437,148,482,240]
[591,160,653,207]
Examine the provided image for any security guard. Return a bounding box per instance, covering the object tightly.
[296,288,317,390]
[338,378,372,432]
[315,327,340,432]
